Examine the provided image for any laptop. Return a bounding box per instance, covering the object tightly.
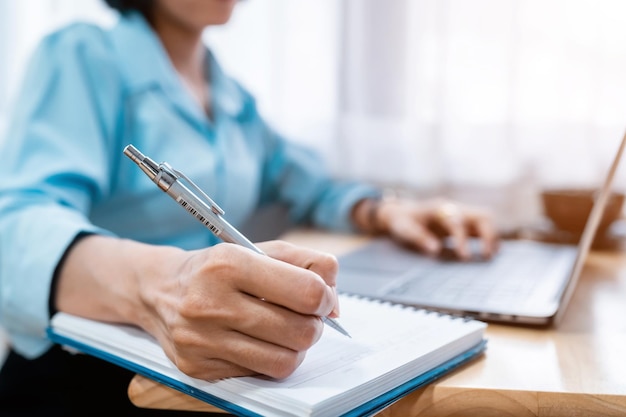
[337,132,626,326]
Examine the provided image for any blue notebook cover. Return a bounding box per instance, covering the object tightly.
[47,328,486,417]
[47,295,487,417]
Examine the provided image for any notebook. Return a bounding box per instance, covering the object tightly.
[48,294,487,417]
[337,132,626,326]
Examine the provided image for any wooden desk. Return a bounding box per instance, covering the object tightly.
[128,230,626,416]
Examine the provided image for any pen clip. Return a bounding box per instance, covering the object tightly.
[164,164,225,216]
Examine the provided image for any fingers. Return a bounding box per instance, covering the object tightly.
[163,346,255,380]
[383,198,500,260]
[431,202,501,260]
[385,199,472,259]
[259,240,341,317]
[197,243,337,319]
[164,325,311,380]
[259,240,339,287]
[217,330,309,379]
[233,246,337,318]
[388,214,442,256]
[468,211,499,258]
[216,293,326,351]
[431,202,471,260]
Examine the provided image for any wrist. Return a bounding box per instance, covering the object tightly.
[353,196,385,235]
[55,236,161,327]
[131,243,189,332]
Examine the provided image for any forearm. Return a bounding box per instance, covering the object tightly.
[54,234,186,330]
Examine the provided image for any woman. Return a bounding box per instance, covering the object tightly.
[0,0,498,414]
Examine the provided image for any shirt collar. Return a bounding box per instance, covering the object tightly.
[109,12,246,121]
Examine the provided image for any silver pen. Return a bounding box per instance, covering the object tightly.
[123,144,351,338]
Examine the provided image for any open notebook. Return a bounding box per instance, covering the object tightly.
[48,294,486,417]
[338,132,626,326]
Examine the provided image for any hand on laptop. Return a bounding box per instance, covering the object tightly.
[354,197,499,261]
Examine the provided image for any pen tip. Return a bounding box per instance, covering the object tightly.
[339,327,352,338]
[322,316,352,338]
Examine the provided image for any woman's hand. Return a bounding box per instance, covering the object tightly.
[56,236,339,381]
[353,197,499,260]
[137,240,340,381]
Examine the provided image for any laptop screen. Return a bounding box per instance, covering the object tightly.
[553,130,626,324]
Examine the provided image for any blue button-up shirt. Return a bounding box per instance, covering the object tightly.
[0,12,379,358]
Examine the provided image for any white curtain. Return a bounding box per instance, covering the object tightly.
[337,0,626,224]
[0,0,115,137]
[2,0,626,227]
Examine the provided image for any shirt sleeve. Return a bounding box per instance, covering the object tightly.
[269,133,381,232]
[0,24,121,358]
[252,111,382,232]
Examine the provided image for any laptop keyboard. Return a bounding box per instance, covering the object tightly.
[381,240,577,309]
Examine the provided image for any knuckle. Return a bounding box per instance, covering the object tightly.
[178,245,247,320]
[175,356,201,378]
[293,318,324,350]
[205,244,241,275]
[169,344,201,377]
[169,335,225,379]
[300,279,328,312]
[268,350,306,379]
[169,326,198,350]
[176,292,206,319]
[317,252,339,276]
[177,291,235,326]
[281,316,324,352]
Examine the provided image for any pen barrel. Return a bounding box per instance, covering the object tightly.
[166,181,264,255]
[219,223,265,255]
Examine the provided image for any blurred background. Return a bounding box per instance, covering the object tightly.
[1,0,626,232]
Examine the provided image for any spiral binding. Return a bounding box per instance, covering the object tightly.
[338,291,478,323]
